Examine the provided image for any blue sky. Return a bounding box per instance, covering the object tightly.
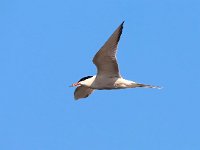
[0,0,200,149]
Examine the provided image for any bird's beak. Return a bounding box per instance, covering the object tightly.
[69,82,80,87]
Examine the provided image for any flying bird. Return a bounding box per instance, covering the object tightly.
[70,21,160,100]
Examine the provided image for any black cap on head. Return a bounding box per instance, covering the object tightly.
[78,76,93,82]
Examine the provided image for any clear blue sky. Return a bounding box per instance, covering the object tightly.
[0,0,200,150]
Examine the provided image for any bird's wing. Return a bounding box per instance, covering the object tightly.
[74,86,94,100]
[93,21,124,78]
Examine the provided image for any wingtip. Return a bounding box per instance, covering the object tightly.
[74,97,79,100]
[121,21,125,26]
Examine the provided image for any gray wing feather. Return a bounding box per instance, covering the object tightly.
[74,86,94,100]
[93,21,124,78]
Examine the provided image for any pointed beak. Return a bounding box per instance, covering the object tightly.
[69,82,80,87]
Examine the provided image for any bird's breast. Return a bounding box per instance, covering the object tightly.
[91,76,132,89]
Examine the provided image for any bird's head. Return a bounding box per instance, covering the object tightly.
[70,76,93,87]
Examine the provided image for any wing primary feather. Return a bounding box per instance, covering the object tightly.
[92,21,125,77]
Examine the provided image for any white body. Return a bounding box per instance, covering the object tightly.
[80,75,138,90]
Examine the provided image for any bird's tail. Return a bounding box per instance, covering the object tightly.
[136,83,162,89]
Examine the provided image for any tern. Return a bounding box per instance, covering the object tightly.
[71,21,160,100]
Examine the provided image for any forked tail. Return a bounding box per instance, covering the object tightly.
[136,83,162,89]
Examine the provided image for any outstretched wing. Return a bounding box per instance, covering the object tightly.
[74,86,94,100]
[93,21,124,78]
